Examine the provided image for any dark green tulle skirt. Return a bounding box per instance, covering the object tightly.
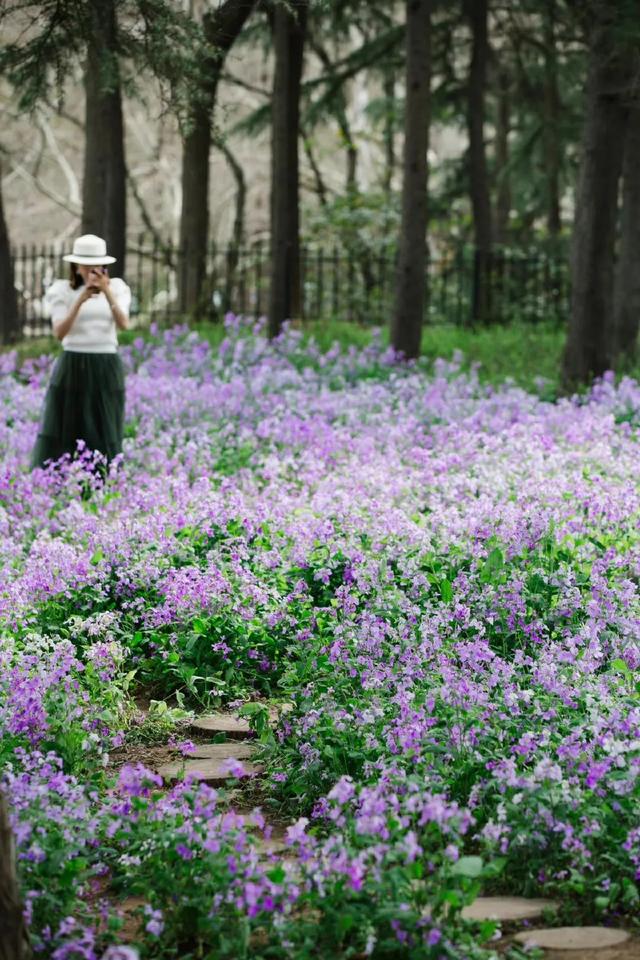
[32,351,125,469]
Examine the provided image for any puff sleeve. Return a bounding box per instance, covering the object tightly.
[44,279,72,327]
[108,278,132,318]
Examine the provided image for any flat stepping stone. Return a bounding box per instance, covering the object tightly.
[190,704,293,739]
[260,837,288,856]
[462,896,558,922]
[116,896,146,942]
[187,743,255,759]
[158,742,261,786]
[514,928,630,952]
[190,713,254,739]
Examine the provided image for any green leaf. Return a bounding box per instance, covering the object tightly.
[90,548,104,565]
[481,856,507,878]
[267,866,286,884]
[439,579,453,602]
[451,856,484,879]
[480,548,504,582]
[440,889,463,907]
[338,913,355,933]
[239,702,268,717]
[611,658,631,676]
[478,920,499,940]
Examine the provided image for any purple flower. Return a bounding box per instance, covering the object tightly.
[102,949,139,960]
[285,817,309,845]
[143,907,164,937]
[117,764,163,797]
[219,758,248,778]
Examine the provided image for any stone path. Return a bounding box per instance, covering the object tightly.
[157,712,263,785]
[462,902,638,958]
[189,713,254,738]
[461,896,558,922]
[512,927,639,960]
[157,740,261,785]
[143,711,640,958]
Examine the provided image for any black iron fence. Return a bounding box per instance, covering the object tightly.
[12,239,570,338]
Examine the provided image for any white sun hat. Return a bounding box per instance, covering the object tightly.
[62,234,117,265]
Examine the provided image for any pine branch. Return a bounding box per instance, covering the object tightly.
[233,22,403,138]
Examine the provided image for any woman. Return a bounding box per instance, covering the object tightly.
[32,234,131,469]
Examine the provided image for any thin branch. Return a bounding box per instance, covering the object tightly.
[9,161,81,216]
[37,110,80,207]
[220,69,270,98]
[31,126,48,181]
[300,125,328,206]
[43,98,83,129]
[217,139,247,247]
[125,163,174,267]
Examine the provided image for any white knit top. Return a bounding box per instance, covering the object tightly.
[45,278,131,353]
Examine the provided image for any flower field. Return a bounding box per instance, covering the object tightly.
[1,317,639,959]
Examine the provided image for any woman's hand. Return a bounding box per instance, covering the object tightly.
[96,272,129,332]
[79,284,99,303]
[87,268,110,293]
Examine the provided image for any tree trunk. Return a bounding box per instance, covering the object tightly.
[464,0,492,323]
[0,792,30,960]
[268,0,308,338]
[179,102,211,316]
[562,8,632,388]
[382,70,396,194]
[495,68,511,245]
[0,161,20,346]
[614,104,640,363]
[390,0,432,359]
[542,0,562,236]
[82,0,126,275]
[178,0,257,316]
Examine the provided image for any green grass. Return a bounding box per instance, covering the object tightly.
[298,320,566,392]
[195,319,568,392]
[420,323,565,392]
[3,318,568,393]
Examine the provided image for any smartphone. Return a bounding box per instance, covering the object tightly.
[87,266,107,292]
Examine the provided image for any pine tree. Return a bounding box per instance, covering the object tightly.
[0,156,20,346]
[1,0,206,280]
[391,0,432,359]
[178,0,258,316]
[268,0,309,337]
[562,1,638,386]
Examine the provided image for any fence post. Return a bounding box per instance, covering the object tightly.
[331,245,339,321]
[316,247,324,321]
[150,235,159,325]
[300,243,307,321]
[255,241,263,318]
[471,247,493,325]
